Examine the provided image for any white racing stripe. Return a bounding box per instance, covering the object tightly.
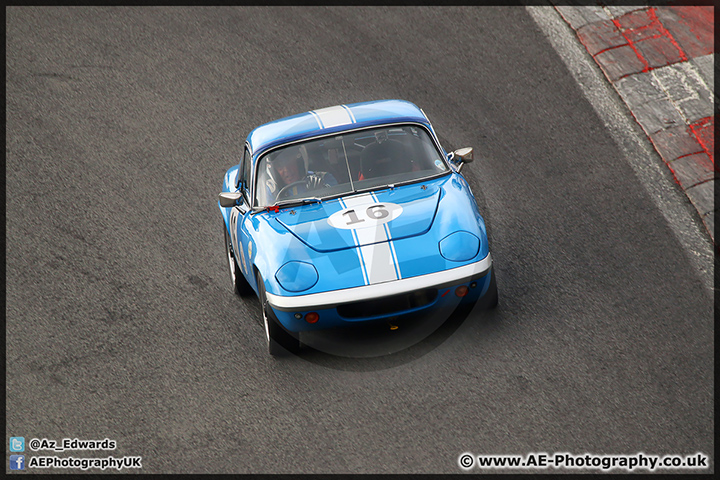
[312,105,354,128]
[338,197,369,285]
[307,104,402,286]
[371,192,401,280]
[309,110,323,129]
[383,222,402,280]
[341,104,357,123]
[340,193,400,285]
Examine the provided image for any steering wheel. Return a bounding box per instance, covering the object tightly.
[276,180,308,201]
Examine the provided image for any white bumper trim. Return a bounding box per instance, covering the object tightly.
[266,254,492,311]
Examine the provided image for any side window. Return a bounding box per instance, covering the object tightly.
[239,147,252,200]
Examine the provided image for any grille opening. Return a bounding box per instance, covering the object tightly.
[337,288,438,319]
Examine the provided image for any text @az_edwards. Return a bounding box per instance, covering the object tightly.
[28,437,116,452]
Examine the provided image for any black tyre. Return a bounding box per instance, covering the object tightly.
[223,222,253,296]
[256,273,300,356]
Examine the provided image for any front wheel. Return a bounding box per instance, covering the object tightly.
[256,273,300,356]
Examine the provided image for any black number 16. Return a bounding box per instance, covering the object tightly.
[342,205,389,225]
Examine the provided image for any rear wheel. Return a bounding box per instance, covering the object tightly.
[256,273,300,356]
[223,222,252,296]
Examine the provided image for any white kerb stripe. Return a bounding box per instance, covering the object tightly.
[313,105,354,128]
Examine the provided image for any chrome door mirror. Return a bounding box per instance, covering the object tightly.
[454,147,473,162]
[452,147,474,172]
[218,192,243,208]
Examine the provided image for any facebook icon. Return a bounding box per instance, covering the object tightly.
[10,455,25,470]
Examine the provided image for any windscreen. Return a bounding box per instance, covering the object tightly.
[255,125,449,207]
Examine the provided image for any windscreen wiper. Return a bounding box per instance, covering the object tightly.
[262,197,323,213]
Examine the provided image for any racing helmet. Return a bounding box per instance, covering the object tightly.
[267,145,307,188]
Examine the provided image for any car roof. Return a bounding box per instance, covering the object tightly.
[246,99,432,157]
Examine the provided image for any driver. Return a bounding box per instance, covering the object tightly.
[264,146,337,203]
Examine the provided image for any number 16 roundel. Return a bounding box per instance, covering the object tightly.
[327,202,403,230]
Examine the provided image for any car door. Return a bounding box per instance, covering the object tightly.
[230,146,254,285]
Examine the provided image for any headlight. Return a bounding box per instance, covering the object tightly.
[439,231,480,262]
[275,261,318,292]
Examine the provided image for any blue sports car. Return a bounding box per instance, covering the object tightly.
[219,99,497,355]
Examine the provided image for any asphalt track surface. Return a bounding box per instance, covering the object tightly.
[6,6,714,474]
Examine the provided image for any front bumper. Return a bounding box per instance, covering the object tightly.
[266,254,492,331]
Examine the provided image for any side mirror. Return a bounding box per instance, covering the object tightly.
[452,147,474,172]
[219,192,242,208]
[454,147,473,162]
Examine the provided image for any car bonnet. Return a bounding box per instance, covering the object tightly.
[274,182,441,253]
